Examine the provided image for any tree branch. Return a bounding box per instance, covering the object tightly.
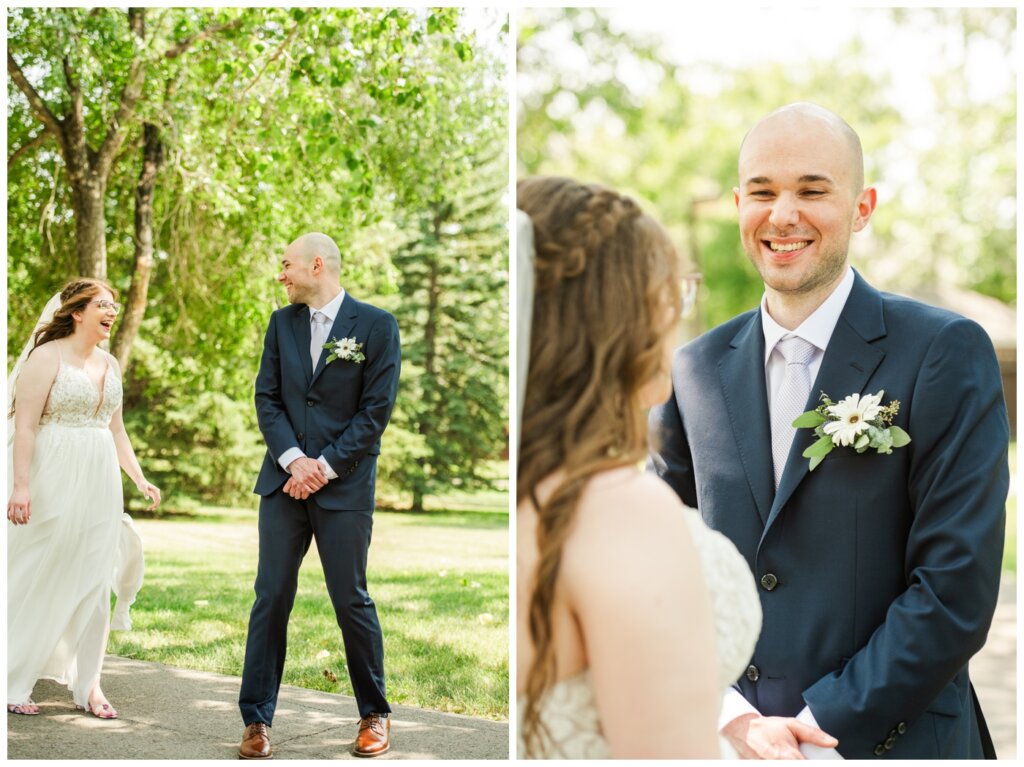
[237,18,301,100]
[62,54,84,132]
[113,131,144,171]
[163,16,243,59]
[223,18,302,140]
[96,8,149,175]
[8,130,52,169]
[6,51,66,151]
[129,6,144,38]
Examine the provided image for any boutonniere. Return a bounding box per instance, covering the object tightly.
[794,390,911,471]
[323,336,365,364]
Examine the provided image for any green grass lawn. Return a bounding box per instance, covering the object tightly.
[108,506,508,720]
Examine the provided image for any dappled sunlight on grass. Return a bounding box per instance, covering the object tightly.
[109,505,508,719]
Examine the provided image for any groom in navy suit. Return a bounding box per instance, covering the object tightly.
[650,104,1008,758]
[239,232,400,759]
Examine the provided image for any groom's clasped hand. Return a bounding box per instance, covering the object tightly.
[723,714,838,760]
[282,456,327,499]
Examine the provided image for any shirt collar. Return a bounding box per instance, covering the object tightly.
[761,267,854,365]
[309,288,346,323]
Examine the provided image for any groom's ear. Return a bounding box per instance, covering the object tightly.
[851,186,877,233]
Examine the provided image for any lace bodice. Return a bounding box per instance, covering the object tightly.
[518,671,610,759]
[39,362,122,428]
[682,505,762,689]
[518,505,761,758]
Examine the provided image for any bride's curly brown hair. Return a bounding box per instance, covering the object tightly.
[31,278,118,353]
[8,278,118,419]
[518,176,682,756]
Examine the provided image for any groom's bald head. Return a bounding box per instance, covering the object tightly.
[289,232,341,277]
[740,102,865,194]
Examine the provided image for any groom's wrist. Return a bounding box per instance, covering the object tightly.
[719,688,760,731]
[316,455,338,480]
[279,447,305,472]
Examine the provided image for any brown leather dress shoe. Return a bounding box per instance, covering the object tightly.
[239,722,273,760]
[353,714,391,757]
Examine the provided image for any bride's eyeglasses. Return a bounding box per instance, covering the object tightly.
[680,273,702,319]
[89,300,122,313]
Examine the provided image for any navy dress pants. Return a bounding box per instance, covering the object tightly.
[239,490,390,725]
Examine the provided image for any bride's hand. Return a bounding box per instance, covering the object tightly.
[7,487,31,525]
[137,480,161,511]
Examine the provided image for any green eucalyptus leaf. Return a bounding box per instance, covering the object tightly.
[803,435,835,459]
[889,426,912,447]
[793,410,827,428]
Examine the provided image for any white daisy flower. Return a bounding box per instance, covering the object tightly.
[823,391,883,446]
[335,338,358,357]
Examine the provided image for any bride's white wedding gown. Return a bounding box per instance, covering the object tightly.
[518,506,763,758]
[8,359,124,707]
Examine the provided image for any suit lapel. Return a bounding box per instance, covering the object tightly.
[763,272,888,535]
[310,293,359,387]
[718,312,774,527]
[291,307,314,384]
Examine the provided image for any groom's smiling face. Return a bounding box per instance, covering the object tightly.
[734,110,876,300]
[278,245,317,305]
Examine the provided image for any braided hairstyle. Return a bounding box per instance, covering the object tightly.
[517,177,682,756]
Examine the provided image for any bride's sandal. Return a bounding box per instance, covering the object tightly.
[76,702,118,720]
[7,700,40,715]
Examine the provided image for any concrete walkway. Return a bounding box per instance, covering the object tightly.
[972,574,1016,759]
[7,656,508,760]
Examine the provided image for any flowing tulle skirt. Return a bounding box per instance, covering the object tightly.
[8,423,122,706]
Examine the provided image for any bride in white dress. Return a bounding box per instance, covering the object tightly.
[517,178,762,758]
[7,279,161,718]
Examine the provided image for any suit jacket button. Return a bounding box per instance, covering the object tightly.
[874,744,885,756]
[897,722,907,735]
[306,399,315,407]
[745,664,760,682]
[297,432,304,440]
[760,573,778,591]
[884,736,896,750]
[888,728,898,739]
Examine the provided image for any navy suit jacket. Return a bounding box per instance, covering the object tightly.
[253,293,401,511]
[649,271,1007,758]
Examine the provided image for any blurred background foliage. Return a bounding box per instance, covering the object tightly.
[517,7,1015,329]
[8,7,508,511]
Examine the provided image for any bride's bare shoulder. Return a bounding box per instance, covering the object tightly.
[559,467,699,608]
[23,340,61,368]
[581,467,685,519]
[563,468,688,559]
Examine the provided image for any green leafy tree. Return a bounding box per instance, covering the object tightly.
[9,7,508,509]
[390,160,509,511]
[518,8,1014,331]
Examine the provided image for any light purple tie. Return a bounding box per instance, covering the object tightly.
[310,311,329,369]
[770,335,817,488]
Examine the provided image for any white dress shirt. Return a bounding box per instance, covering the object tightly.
[278,289,346,481]
[719,267,854,759]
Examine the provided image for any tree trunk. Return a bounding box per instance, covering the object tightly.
[411,212,444,512]
[69,172,108,278]
[112,122,163,368]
